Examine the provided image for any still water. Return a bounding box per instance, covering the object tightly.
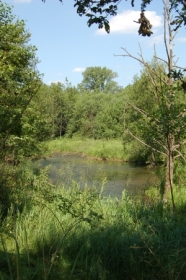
[38,154,159,198]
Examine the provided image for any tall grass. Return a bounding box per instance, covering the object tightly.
[1,176,186,280]
[45,137,128,160]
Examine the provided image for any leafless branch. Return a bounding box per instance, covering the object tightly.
[152,138,168,152]
[163,2,170,66]
[153,55,168,66]
[115,47,168,93]
[127,129,166,156]
[174,149,186,162]
[127,101,149,118]
[172,65,186,71]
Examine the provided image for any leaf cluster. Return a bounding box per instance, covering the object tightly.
[42,0,186,32]
[170,0,186,30]
[78,66,119,92]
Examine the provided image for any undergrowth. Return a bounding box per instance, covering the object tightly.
[0,166,186,279]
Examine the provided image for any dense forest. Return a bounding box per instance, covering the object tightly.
[1,1,186,279]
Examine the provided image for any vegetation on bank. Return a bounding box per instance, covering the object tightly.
[45,138,129,161]
[1,168,186,280]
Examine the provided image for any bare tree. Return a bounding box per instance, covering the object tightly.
[117,0,186,209]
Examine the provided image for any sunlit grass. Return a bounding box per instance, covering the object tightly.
[45,137,129,160]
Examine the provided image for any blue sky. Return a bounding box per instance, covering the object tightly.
[4,0,186,88]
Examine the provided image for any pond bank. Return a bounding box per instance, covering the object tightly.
[48,150,127,162]
[44,138,129,161]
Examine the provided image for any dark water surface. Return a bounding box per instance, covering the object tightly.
[38,154,159,198]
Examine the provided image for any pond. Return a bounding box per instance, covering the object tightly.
[37,154,160,198]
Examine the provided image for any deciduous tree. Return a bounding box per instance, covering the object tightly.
[0,1,42,162]
[78,66,120,93]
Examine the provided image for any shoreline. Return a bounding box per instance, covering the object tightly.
[44,137,129,161]
[47,150,128,162]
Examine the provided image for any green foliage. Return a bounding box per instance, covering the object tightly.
[35,81,79,139]
[66,92,104,137]
[78,66,121,93]
[0,1,49,218]
[0,1,42,162]
[123,60,186,167]
[1,181,186,279]
[125,140,150,164]
[46,138,127,160]
[38,82,125,140]
[123,73,159,164]
[93,94,124,139]
[170,0,186,30]
[121,31,186,207]
[173,161,186,186]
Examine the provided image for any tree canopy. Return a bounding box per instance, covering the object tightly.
[78,66,120,93]
[42,0,186,33]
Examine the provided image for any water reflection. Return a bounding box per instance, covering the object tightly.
[38,154,159,198]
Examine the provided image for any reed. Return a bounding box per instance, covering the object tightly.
[1,181,186,280]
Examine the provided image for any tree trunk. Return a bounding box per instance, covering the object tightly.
[164,135,175,210]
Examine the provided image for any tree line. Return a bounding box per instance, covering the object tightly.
[34,76,125,141]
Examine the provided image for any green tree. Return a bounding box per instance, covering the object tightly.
[0,1,42,162]
[94,92,125,139]
[0,1,43,214]
[35,80,79,139]
[43,1,186,33]
[78,67,121,93]
[47,82,65,138]
[30,83,57,140]
[51,81,79,137]
[66,91,105,137]
[64,90,125,139]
